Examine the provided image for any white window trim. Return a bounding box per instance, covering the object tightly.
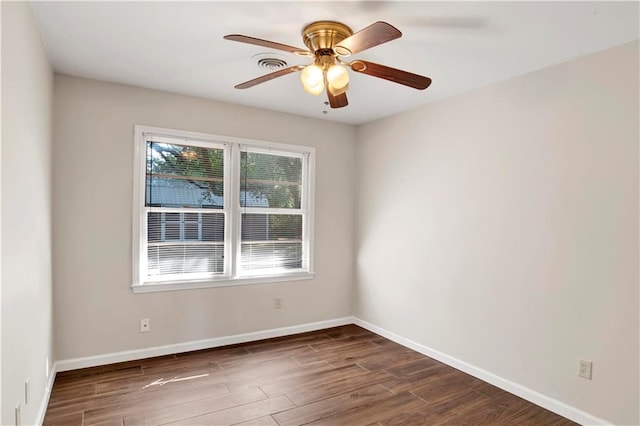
[131,125,315,293]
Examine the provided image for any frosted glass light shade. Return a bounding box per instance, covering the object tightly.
[301,64,324,95]
[326,64,349,95]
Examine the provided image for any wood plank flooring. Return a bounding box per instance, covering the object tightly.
[44,325,577,426]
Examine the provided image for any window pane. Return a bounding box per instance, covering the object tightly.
[240,213,303,273]
[241,213,302,240]
[240,243,302,272]
[146,142,224,209]
[240,151,302,209]
[147,244,224,277]
[146,211,225,278]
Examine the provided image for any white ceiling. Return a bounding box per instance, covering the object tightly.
[30,1,639,125]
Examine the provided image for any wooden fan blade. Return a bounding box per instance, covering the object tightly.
[334,22,401,55]
[350,60,432,90]
[224,34,310,55]
[327,89,348,109]
[235,65,305,89]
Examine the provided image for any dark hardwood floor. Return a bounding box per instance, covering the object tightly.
[44,325,577,425]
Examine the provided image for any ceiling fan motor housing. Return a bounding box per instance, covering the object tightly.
[302,21,353,55]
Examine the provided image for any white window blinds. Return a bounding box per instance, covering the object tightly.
[239,150,306,275]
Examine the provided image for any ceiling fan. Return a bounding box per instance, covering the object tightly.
[224,21,432,109]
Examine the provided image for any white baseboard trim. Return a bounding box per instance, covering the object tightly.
[56,317,354,372]
[35,362,58,426]
[353,317,609,426]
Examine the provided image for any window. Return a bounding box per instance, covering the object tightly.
[132,126,315,292]
[240,150,305,275]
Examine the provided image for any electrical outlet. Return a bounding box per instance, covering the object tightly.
[25,379,30,405]
[140,318,150,333]
[274,298,283,309]
[578,359,593,380]
[46,356,50,379]
[15,403,20,426]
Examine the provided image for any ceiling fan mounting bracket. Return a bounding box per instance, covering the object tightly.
[301,21,353,55]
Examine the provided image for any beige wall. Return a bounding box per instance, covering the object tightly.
[52,75,356,360]
[355,41,639,425]
[1,2,54,425]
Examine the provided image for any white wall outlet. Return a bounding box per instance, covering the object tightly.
[140,318,150,333]
[46,356,50,379]
[579,359,593,380]
[25,378,30,405]
[15,403,20,426]
[274,297,283,309]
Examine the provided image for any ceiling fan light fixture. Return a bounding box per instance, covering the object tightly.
[328,82,349,96]
[326,64,349,95]
[301,64,325,95]
[225,20,431,107]
[304,81,325,95]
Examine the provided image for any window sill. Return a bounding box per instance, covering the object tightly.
[131,272,315,294]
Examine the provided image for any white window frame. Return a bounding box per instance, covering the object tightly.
[132,125,315,293]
